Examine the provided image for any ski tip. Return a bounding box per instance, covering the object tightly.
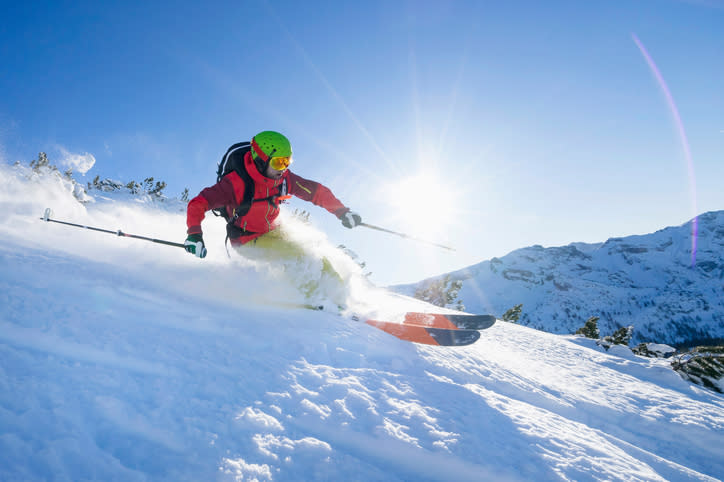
[403,312,496,331]
[427,327,481,346]
[445,314,496,330]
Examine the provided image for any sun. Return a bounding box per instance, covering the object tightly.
[379,169,459,237]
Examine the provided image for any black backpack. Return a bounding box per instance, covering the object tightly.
[212,142,255,229]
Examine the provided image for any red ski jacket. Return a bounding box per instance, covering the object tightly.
[187,149,349,244]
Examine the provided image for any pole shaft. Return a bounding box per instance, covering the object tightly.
[41,217,186,248]
[359,223,455,251]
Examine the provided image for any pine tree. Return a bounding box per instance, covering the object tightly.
[291,209,312,224]
[671,346,724,394]
[413,275,465,311]
[181,188,190,202]
[598,325,634,350]
[609,325,633,345]
[633,343,675,358]
[24,151,89,202]
[30,152,50,171]
[126,181,141,194]
[575,316,600,339]
[502,304,523,323]
[148,180,166,197]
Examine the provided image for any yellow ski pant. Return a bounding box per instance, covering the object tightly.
[233,228,343,299]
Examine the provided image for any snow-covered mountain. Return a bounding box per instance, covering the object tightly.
[1,161,723,481]
[399,213,724,347]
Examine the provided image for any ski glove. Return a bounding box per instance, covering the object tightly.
[184,234,207,258]
[340,210,362,229]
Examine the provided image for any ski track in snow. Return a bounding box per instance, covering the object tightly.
[1,163,724,481]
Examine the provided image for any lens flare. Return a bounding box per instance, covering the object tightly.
[632,34,698,267]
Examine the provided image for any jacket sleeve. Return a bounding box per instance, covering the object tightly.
[186,176,239,235]
[287,171,348,217]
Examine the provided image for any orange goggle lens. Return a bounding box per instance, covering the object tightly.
[269,155,292,171]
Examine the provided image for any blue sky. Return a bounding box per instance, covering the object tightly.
[2,0,723,285]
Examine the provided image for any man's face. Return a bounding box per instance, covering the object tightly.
[264,164,285,180]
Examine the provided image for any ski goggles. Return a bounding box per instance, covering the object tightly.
[268,155,292,171]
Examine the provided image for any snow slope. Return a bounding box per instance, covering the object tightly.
[1,162,723,481]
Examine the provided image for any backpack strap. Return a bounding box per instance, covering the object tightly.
[225,174,291,239]
[225,163,256,229]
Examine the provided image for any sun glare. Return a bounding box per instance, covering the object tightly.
[380,170,459,237]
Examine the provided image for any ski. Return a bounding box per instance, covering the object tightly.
[365,319,481,346]
[282,303,496,346]
[402,312,496,330]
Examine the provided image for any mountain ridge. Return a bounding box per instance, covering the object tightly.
[397,211,724,347]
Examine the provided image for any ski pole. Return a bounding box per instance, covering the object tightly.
[359,222,455,251]
[39,208,186,249]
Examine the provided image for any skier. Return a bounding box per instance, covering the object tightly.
[183,131,362,298]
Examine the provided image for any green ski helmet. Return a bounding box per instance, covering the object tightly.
[250,131,293,171]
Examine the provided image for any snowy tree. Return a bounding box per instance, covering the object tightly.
[291,209,312,224]
[633,343,676,358]
[88,175,101,191]
[126,181,141,194]
[84,176,168,198]
[598,325,634,350]
[672,346,724,393]
[143,177,155,193]
[502,304,523,323]
[141,177,166,197]
[30,152,52,172]
[148,180,166,197]
[413,275,464,311]
[608,325,634,346]
[575,316,600,339]
[22,152,89,202]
